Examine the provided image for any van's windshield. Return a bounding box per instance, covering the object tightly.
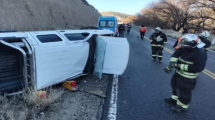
[99,20,115,28]
[99,21,106,27]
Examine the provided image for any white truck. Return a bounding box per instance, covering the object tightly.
[0,29,129,95]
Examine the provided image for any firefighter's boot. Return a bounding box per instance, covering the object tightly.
[171,105,187,113]
[164,98,176,105]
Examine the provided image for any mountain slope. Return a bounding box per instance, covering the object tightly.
[100,11,136,23]
[0,0,100,31]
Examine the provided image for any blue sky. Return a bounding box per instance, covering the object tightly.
[87,0,157,15]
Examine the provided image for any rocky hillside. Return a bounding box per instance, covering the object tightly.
[0,0,100,31]
[100,11,136,23]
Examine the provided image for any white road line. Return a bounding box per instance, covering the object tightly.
[107,74,118,120]
[209,50,215,53]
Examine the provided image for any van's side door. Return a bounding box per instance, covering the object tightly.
[58,30,94,74]
[30,31,89,90]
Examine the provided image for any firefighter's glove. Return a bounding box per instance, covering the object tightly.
[149,37,153,40]
[161,45,165,48]
[164,66,172,74]
[169,62,178,68]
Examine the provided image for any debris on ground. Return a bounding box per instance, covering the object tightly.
[84,88,106,98]
[0,74,110,120]
[63,80,78,91]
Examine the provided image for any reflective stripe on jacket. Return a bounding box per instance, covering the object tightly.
[150,32,167,47]
[170,47,207,79]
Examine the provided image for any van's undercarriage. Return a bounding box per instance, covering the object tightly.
[0,38,32,95]
[0,44,24,94]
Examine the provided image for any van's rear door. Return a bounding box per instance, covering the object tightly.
[94,36,129,76]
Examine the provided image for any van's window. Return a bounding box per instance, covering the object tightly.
[107,21,115,27]
[99,21,106,27]
[99,20,115,28]
[65,33,89,41]
[37,34,62,43]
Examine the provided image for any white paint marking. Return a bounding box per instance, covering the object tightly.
[107,74,118,120]
[209,50,215,53]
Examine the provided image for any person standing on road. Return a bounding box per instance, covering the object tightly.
[127,23,132,34]
[118,24,125,37]
[149,27,167,62]
[173,36,184,50]
[139,25,147,39]
[182,27,188,34]
[164,34,207,113]
[123,23,126,31]
[199,31,211,51]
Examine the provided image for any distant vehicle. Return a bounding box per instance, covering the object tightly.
[97,16,118,37]
[0,29,129,95]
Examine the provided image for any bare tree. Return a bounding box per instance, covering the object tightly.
[133,0,215,33]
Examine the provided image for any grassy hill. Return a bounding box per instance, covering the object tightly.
[100,11,136,23]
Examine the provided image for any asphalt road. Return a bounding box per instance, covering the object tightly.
[116,27,215,120]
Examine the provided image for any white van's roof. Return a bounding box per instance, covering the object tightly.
[0,29,114,38]
[58,29,113,35]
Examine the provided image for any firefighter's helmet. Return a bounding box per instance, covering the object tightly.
[177,34,205,48]
[200,31,210,38]
[154,27,161,32]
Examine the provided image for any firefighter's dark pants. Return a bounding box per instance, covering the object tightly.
[140,32,145,39]
[151,46,163,60]
[171,73,196,105]
[127,29,130,34]
[119,31,124,37]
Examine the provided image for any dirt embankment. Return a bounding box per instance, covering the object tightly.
[0,0,100,31]
[0,75,110,120]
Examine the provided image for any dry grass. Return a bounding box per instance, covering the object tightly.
[0,96,28,120]
[0,87,64,120]
[149,28,182,39]
[162,29,182,39]
[23,88,64,109]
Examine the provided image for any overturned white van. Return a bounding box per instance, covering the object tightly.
[0,30,129,95]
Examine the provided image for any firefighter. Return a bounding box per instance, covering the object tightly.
[164,34,207,113]
[173,36,182,50]
[149,27,167,62]
[118,24,125,37]
[127,23,132,34]
[199,31,211,51]
[182,27,188,34]
[123,23,126,30]
[139,25,147,39]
